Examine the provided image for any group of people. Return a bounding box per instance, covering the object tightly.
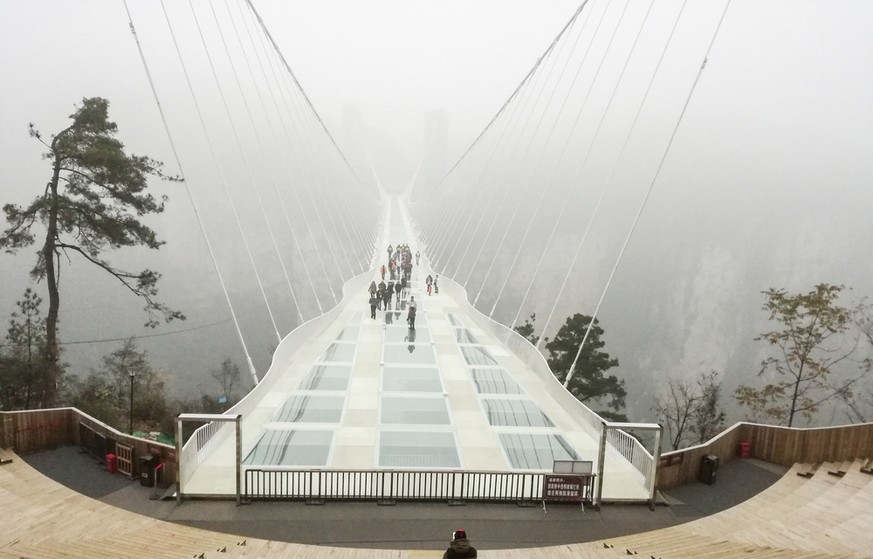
[382,243,417,283]
[368,278,403,317]
[368,243,418,329]
[426,274,439,296]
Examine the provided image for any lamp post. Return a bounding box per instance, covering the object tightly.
[129,370,135,435]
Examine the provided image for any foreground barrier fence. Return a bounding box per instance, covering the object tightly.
[245,468,595,504]
[0,407,175,484]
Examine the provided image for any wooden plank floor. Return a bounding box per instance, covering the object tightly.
[2,450,872,559]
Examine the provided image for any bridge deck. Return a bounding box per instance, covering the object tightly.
[186,197,646,501]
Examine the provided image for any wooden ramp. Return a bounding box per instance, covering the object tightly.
[2,448,872,559]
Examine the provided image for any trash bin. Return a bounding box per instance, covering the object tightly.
[699,454,719,485]
[739,441,751,458]
[105,453,117,474]
[138,454,159,487]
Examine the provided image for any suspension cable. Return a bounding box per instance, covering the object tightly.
[431,1,589,274]
[505,0,655,327]
[563,0,733,388]
[536,0,689,347]
[183,0,289,345]
[435,4,594,281]
[207,0,310,325]
[487,0,634,319]
[123,0,260,385]
[468,0,612,301]
[433,0,595,192]
[244,12,340,306]
[243,0,363,187]
[227,0,325,317]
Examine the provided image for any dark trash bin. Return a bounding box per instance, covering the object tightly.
[138,454,159,487]
[699,454,718,485]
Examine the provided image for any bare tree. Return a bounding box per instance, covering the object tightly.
[211,358,241,404]
[655,370,726,450]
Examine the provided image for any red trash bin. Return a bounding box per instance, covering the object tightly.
[739,442,751,458]
[105,453,118,474]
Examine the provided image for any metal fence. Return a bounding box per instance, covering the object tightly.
[245,468,595,504]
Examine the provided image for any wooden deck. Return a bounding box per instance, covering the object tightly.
[2,448,872,559]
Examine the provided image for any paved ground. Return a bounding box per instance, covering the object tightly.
[22,445,786,550]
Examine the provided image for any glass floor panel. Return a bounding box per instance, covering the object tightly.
[460,345,498,366]
[383,343,437,365]
[320,342,356,362]
[384,326,431,343]
[382,366,442,392]
[383,311,429,327]
[482,398,554,427]
[498,433,579,470]
[244,429,333,466]
[379,431,460,468]
[336,326,360,341]
[274,395,345,423]
[455,328,478,344]
[381,396,450,424]
[469,368,523,394]
[298,365,352,391]
[447,314,464,327]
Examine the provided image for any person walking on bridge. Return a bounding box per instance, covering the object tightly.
[369,294,378,320]
[387,244,393,262]
[383,282,393,311]
[380,263,386,280]
[407,296,417,330]
[415,250,420,265]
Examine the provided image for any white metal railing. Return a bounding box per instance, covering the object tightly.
[179,419,232,487]
[244,468,595,503]
[606,427,651,487]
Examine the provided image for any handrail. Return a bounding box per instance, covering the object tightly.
[245,467,595,504]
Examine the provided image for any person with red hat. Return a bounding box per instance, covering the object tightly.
[442,529,477,558]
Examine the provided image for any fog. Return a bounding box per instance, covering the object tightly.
[1,0,872,423]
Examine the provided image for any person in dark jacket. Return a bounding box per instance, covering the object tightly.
[382,285,392,311]
[407,296,416,330]
[442,529,476,558]
[394,281,402,305]
[368,295,378,320]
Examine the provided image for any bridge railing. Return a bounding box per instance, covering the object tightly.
[434,273,605,440]
[606,425,653,488]
[179,268,376,489]
[244,467,594,504]
[430,264,659,502]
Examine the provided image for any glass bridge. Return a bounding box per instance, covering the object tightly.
[180,197,655,503]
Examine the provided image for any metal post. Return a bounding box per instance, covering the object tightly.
[235,414,242,506]
[649,424,663,510]
[595,421,607,509]
[128,371,135,435]
[175,414,183,505]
